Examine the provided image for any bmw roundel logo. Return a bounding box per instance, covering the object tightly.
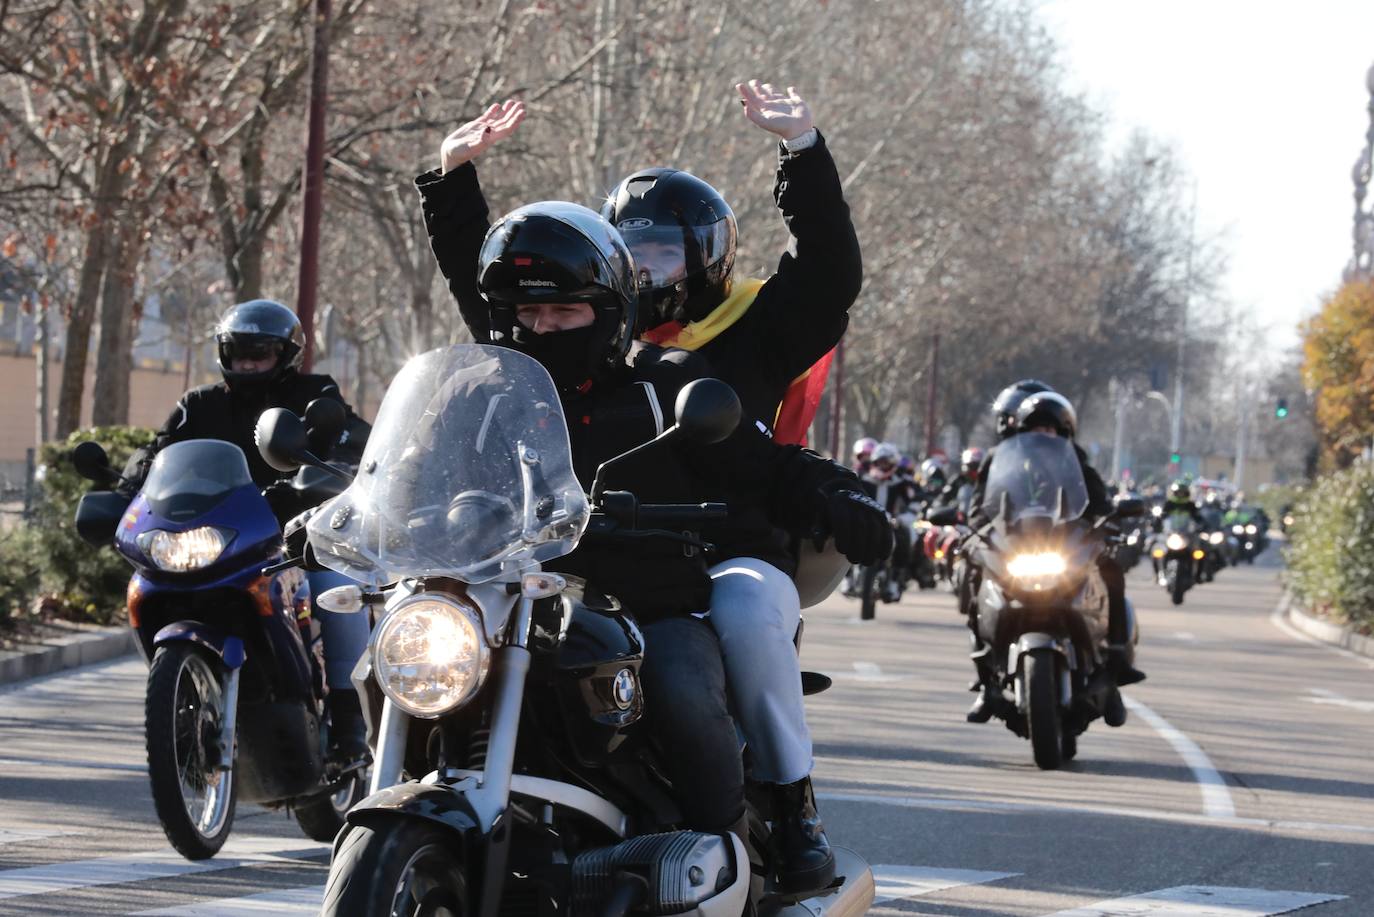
[612,668,638,710]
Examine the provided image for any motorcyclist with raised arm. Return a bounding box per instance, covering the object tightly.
[449,199,891,894]
[123,300,373,762]
[964,383,1144,726]
[417,97,881,893]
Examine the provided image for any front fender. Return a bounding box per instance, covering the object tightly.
[1010,632,1069,674]
[342,781,488,852]
[152,622,246,669]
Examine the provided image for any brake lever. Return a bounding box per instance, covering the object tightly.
[261,555,304,576]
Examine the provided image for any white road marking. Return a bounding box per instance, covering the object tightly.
[1306,688,1374,713]
[818,789,1374,840]
[871,865,1018,905]
[1042,884,1345,916]
[1269,605,1374,672]
[1172,631,1199,642]
[0,836,328,901]
[832,661,907,683]
[134,884,324,915]
[1122,696,1236,819]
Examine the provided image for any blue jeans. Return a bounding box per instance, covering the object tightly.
[307,569,371,690]
[708,558,812,784]
[637,615,745,833]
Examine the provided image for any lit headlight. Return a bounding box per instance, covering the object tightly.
[1151,506,1163,517]
[1165,533,1188,551]
[1245,524,1258,535]
[1208,532,1225,545]
[137,527,229,572]
[1232,525,1245,535]
[1006,552,1066,593]
[374,594,490,718]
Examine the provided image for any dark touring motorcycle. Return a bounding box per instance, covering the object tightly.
[257,345,874,917]
[959,433,1143,770]
[71,412,367,860]
[1151,513,1201,606]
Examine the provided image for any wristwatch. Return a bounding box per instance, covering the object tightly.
[781,128,818,154]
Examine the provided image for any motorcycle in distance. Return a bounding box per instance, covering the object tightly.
[70,400,368,860]
[1231,519,1264,564]
[1150,513,1203,606]
[941,433,1145,770]
[258,345,875,917]
[851,476,907,620]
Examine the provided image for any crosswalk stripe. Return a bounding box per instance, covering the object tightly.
[0,828,75,847]
[0,836,328,901]
[872,865,1019,905]
[133,884,324,915]
[1043,885,1347,916]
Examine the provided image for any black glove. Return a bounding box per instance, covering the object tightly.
[282,506,317,561]
[819,487,894,565]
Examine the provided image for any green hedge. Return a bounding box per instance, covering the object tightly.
[0,426,155,630]
[1285,461,1374,634]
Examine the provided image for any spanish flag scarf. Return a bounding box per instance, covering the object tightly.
[642,278,835,446]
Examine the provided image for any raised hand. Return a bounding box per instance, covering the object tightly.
[735,80,814,141]
[440,99,526,174]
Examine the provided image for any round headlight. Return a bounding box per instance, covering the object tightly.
[1208,532,1224,545]
[137,527,229,572]
[373,595,490,718]
[1165,533,1188,551]
[1245,524,1258,535]
[1232,525,1245,535]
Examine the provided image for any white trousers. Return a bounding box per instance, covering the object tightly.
[707,557,813,785]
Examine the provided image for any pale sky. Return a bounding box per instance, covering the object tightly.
[1037,1,1374,352]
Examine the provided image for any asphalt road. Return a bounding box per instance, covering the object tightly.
[0,549,1369,916]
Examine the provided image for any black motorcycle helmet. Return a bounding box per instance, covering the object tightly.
[1015,391,1077,439]
[477,201,638,392]
[600,168,737,330]
[1167,480,1191,504]
[215,299,305,390]
[992,379,1054,439]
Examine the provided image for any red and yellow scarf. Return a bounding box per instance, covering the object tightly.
[642,279,835,446]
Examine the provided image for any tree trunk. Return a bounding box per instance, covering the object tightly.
[35,298,50,445]
[55,215,109,437]
[91,221,143,425]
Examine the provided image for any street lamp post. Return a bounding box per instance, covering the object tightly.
[1347,61,1374,281]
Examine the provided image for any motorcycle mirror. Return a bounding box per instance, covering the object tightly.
[1114,497,1146,518]
[303,397,346,444]
[71,441,116,483]
[256,408,312,473]
[668,378,741,446]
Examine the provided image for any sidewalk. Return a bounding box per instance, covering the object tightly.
[1283,594,1374,661]
[0,620,136,686]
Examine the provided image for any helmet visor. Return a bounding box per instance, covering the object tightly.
[620,219,735,293]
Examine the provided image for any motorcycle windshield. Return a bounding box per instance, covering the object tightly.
[1163,512,1195,534]
[308,345,588,585]
[142,440,253,522]
[981,433,1089,526]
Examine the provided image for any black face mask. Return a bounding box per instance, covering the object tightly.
[510,324,601,393]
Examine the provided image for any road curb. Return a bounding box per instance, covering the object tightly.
[0,624,136,686]
[1283,593,1374,660]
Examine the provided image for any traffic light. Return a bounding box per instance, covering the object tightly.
[1170,451,1181,464]
[1275,397,1289,419]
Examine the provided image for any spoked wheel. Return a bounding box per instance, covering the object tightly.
[322,821,468,917]
[145,644,237,859]
[294,766,368,843]
[1024,649,1064,771]
[860,566,879,620]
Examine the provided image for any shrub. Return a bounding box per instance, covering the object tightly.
[0,527,43,632]
[24,425,155,625]
[1285,461,1374,634]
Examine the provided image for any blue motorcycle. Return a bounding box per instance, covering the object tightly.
[73,436,366,860]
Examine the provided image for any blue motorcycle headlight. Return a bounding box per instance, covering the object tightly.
[136,527,230,572]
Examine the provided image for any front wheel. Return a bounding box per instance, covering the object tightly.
[322,821,469,917]
[860,566,879,620]
[1170,563,1188,606]
[1024,649,1064,770]
[294,768,368,843]
[145,643,238,860]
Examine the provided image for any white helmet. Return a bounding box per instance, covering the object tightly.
[853,436,878,460]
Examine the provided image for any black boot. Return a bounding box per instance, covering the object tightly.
[1106,646,1146,687]
[770,777,835,895]
[326,689,369,764]
[966,685,998,723]
[1102,684,1128,727]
